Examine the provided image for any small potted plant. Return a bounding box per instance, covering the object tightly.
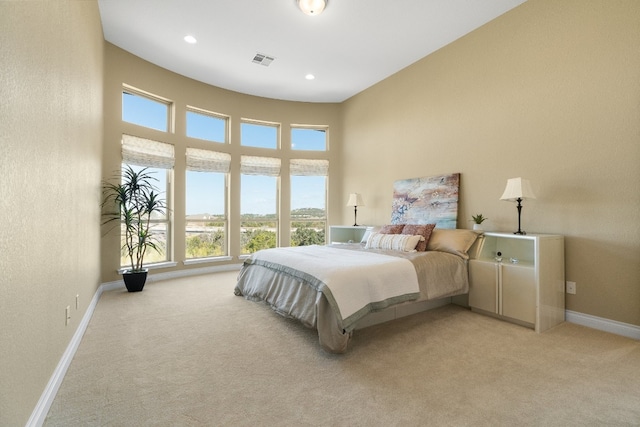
[102,165,166,292]
[471,214,488,231]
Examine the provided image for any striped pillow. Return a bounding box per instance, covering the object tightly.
[365,232,422,252]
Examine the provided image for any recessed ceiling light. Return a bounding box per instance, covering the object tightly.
[184,35,197,44]
[305,74,315,80]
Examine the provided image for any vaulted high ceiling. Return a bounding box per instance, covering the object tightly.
[98,0,527,103]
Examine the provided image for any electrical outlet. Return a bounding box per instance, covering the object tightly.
[566,281,576,295]
[65,306,71,326]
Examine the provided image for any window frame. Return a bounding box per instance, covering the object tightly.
[184,170,230,261]
[118,164,174,270]
[240,119,280,150]
[290,176,327,247]
[186,106,229,144]
[289,159,328,247]
[122,85,173,133]
[119,84,176,270]
[239,154,281,256]
[290,125,329,151]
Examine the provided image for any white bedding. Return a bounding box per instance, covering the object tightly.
[245,245,420,331]
[235,244,470,353]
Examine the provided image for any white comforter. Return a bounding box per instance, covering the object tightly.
[247,245,420,330]
[235,244,469,353]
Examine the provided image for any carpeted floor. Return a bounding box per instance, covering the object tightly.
[45,271,640,426]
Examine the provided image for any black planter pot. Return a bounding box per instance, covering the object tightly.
[123,270,148,292]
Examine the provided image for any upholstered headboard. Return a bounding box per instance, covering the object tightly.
[391,173,460,229]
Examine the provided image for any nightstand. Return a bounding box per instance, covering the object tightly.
[468,232,565,332]
[329,225,371,244]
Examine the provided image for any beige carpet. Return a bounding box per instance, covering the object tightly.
[45,271,640,426]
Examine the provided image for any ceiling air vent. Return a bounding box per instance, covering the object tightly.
[252,53,275,67]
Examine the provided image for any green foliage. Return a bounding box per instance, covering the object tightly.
[186,231,225,258]
[242,229,277,254]
[102,165,166,272]
[291,207,325,219]
[205,221,225,227]
[471,213,488,224]
[291,225,325,247]
[291,220,325,229]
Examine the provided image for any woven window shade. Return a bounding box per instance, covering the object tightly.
[290,159,329,176]
[122,134,175,168]
[240,155,281,176]
[186,148,231,173]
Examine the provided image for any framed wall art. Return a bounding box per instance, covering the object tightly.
[391,173,460,229]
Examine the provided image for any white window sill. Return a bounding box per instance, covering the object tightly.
[183,256,233,266]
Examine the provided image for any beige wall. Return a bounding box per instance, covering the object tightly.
[0,1,104,425]
[102,44,342,282]
[341,0,640,326]
[2,0,638,423]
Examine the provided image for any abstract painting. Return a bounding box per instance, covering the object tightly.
[391,173,460,229]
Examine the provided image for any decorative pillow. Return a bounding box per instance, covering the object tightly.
[426,229,480,259]
[379,224,404,234]
[365,232,422,252]
[401,224,436,252]
[360,226,381,244]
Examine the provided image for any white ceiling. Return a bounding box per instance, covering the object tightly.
[98,0,526,103]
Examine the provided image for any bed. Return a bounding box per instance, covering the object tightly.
[234,173,480,353]
[235,227,481,353]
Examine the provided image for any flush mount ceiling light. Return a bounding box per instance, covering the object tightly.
[183,35,197,44]
[297,0,327,16]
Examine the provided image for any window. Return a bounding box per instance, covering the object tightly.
[240,156,280,254]
[290,159,328,246]
[122,88,170,132]
[186,108,227,143]
[241,120,278,149]
[120,135,175,268]
[185,148,230,259]
[291,127,327,151]
[118,84,333,266]
[120,164,170,267]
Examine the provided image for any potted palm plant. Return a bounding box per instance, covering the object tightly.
[102,165,166,292]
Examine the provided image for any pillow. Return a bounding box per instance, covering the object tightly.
[365,232,422,252]
[401,224,436,252]
[379,224,404,234]
[426,229,480,259]
[360,226,380,244]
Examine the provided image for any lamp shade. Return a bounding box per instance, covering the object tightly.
[346,193,364,207]
[500,178,536,201]
[297,0,327,15]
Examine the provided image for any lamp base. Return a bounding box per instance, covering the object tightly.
[513,198,527,235]
[353,206,359,227]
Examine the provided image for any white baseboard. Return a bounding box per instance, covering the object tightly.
[27,263,243,427]
[26,281,107,427]
[566,310,640,340]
